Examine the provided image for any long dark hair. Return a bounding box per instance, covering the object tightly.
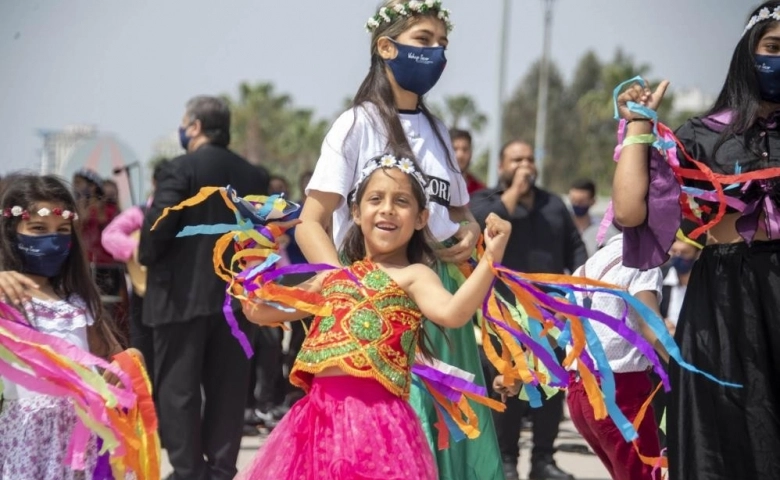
[0,173,122,356]
[707,1,780,153]
[340,165,446,359]
[345,0,458,174]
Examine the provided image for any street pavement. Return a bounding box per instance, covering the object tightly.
[160,418,613,479]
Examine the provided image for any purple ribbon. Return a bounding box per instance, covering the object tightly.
[735,181,780,243]
[223,288,254,358]
[481,291,566,388]
[495,269,670,391]
[91,438,112,480]
[412,363,487,397]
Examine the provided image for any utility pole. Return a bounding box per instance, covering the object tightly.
[488,0,511,188]
[534,0,555,187]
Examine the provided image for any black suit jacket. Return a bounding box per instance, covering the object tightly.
[470,186,588,275]
[139,144,270,326]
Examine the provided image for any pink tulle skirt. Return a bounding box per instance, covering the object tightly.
[236,375,437,480]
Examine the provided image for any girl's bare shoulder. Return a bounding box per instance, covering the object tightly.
[382,262,437,290]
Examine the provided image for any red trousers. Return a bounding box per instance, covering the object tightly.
[567,371,662,480]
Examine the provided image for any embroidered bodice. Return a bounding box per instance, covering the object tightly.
[290,260,423,398]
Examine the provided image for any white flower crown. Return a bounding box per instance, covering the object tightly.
[366,0,453,34]
[2,206,78,221]
[351,154,429,204]
[744,6,780,36]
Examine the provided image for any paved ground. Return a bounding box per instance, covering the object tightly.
[160,418,613,479]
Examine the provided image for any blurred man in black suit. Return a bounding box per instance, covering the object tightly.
[140,95,269,480]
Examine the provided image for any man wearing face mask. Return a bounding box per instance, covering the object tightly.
[660,220,704,335]
[568,179,619,257]
[139,95,270,480]
[471,139,586,480]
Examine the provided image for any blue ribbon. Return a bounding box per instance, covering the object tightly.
[612,75,674,150]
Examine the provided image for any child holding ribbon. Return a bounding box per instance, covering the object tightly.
[0,174,152,479]
[238,156,511,480]
[612,2,780,478]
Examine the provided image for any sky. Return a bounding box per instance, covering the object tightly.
[0,0,752,177]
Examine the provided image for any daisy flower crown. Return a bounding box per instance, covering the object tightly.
[351,155,429,205]
[2,206,79,221]
[366,0,453,34]
[744,6,780,36]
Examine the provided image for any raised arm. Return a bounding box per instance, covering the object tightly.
[612,80,670,228]
[407,213,510,328]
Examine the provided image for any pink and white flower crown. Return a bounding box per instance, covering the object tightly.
[2,206,79,221]
[352,154,429,205]
[366,0,453,34]
[744,6,780,36]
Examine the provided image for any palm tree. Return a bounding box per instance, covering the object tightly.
[224,81,329,197]
[432,94,488,133]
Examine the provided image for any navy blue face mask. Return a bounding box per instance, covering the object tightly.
[670,256,695,276]
[386,39,447,96]
[571,205,590,218]
[16,233,72,278]
[754,54,780,103]
[178,125,192,151]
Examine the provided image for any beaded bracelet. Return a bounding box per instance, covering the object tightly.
[622,134,656,146]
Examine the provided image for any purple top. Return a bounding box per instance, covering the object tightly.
[619,111,780,269]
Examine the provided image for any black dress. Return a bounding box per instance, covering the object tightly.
[623,112,780,479]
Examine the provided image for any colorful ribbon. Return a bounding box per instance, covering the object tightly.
[0,303,161,478]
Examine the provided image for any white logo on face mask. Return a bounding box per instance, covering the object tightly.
[407,52,434,65]
[757,62,774,72]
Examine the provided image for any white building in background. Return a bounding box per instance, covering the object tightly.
[151,133,184,161]
[672,87,717,115]
[38,124,98,174]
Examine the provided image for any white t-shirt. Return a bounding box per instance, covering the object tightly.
[306,103,469,248]
[2,296,94,400]
[570,234,663,373]
[663,268,687,327]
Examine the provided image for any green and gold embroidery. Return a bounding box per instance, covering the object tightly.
[349,308,383,341]
[318,315,336,332]
[362,268,391,291]
[291,261,423,397]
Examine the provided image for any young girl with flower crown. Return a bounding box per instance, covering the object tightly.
[0,174,141,479]
[237,157,511,480]
[295,2,504,477]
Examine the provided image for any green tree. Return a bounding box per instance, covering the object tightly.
[432,94,488,133]
[224,82,329,198]
[501,48,696,195]
[573,49,679,194]
[501,60,581,192]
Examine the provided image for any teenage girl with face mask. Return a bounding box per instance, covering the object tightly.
[613,2,780,478]
[0,174,137,479]
[295,2,504,478]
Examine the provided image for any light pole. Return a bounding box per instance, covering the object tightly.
[534,0,556,187]
[488,0,511,188]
